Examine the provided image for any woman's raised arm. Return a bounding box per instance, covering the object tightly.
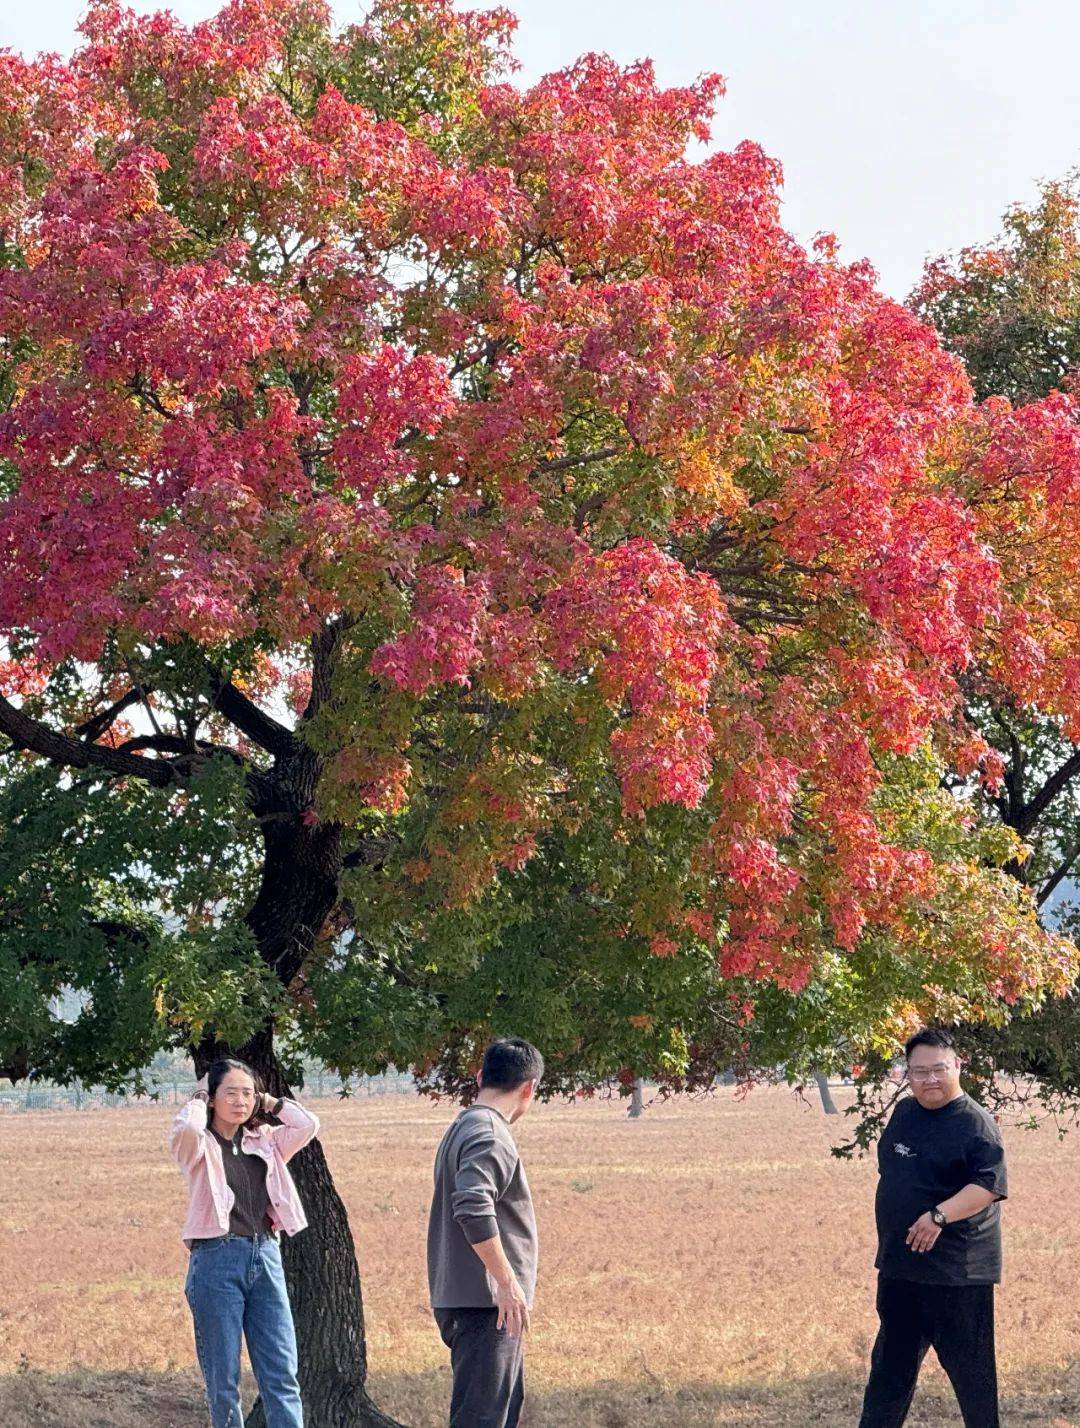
[169,1085,210,1171]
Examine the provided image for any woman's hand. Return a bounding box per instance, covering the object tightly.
[261,1092,280,1113]
[193,1075,210,1104]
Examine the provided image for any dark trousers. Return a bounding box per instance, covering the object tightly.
[434,1307,525,1428]
[859,1275,999,1428]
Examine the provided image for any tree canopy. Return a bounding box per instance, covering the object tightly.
[2,1,1078,1105]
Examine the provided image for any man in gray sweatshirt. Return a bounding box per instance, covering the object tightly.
[427,1037,543,1428]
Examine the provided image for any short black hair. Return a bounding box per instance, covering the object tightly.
[481,1037,544,1090]
[904,1027,956,1060]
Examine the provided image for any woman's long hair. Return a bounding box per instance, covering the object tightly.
[207,1057,270,1129]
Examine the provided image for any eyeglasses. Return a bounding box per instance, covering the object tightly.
[907,1065,952,1081]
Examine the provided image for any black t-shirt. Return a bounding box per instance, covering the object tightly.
[875,1092,1008,1285]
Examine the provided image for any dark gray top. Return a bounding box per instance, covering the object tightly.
[427,1104,538,1309]
[210,1126,273,1239]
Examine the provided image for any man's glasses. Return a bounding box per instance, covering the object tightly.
[907,1064,951,1081]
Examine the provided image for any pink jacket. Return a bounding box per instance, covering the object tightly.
[169,1095,320,1243]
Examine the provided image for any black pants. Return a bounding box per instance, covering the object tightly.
[859,1275,999,1428]
[434,1307,525,1428]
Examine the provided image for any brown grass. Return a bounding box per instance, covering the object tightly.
[1,1086,1078,1426]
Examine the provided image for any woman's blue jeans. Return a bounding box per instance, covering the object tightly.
[185,1233,304,1428]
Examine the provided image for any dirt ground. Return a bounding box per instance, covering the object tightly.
[1,1086,1078,1426]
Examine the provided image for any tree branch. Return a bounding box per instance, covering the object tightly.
[1037,841,1080,908]
[204,666,296,757]
[573,489,609,532]
[1017,747,1080,838]
[128,373,176,421]
[115,734,246,767]
[341,832,401,871]
[76,689,143,742]
[0,693,177,787]
[988,703,1025,825]
[536,446,621,475]
[303,617,354,723]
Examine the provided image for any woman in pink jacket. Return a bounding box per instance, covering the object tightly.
[170,1057,320,1428]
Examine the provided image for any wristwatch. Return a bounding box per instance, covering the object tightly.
[929,1207,948,1229]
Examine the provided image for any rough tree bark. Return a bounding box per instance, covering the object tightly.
[208,629,407,1427]
[241,669,405,1426]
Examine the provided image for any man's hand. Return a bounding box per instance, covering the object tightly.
[494,1274,530,1339]
[466,1233,531,1336]
[906,1211,943,1253]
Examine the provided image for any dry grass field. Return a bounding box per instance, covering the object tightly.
[1,1085,1079,1427]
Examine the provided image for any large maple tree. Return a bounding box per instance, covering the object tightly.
[1,2,1077,1421]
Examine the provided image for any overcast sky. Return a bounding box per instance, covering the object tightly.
[3,1,1079,299]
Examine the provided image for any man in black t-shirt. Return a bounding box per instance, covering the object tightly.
[859,1026,1008,1428]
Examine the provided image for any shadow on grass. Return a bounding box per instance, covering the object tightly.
[371,1366,1080,1427]
[2,1367,1078,1427]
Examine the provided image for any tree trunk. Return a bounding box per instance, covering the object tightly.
[223,726,406,1428]
[236,1031,405,1428]
[627,1077,645,1118]
[814,1068,839,1114]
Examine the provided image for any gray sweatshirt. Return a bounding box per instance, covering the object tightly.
[427,1103,538,1309]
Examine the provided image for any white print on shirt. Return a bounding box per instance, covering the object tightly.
[893,1142,917,1158]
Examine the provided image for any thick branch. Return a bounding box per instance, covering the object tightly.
[115,734,246,766]
[989,703,1025,825]
[76,689,144,742]
[537,445,621,475]
[1038,842,1080,908]
[0,693,177,787]
[128,373,176,421]
[303,618,353,722]
[573,489,608,532]
[205,665,296,757]
[341,832,400,871]
[1017,747,1080,838]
